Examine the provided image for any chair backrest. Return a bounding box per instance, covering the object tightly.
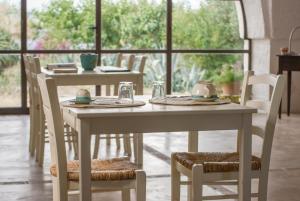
[116,54,136,71]
[136,56,147,74]
[240,71,285,171]
[23,55,34,105]
[37,75,68,199]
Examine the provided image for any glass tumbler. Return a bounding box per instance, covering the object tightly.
[152,81,166,99]
[118,82,134,103]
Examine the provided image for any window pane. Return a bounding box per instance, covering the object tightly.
[173,0,244,49]
[101,53,166,94]
[27,0,95,50]
[172,53,244,95]
[32,54,96,97]
[101,0,167,50]
[0,54,21,107]
[0,0,21,50]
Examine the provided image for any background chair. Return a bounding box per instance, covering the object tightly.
[171,71,285,201]
[93,55,147,164]
[24,55,36,156]
[37,75,146,201]
[24,55,77,166]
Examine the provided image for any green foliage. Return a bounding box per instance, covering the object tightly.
[172,0,243,82]
[211,65,243,85]
[0,28,19,73]
[101,0,166,49]
[30,0,95,49]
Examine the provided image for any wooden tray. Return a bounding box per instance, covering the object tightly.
[62,97,146,108]
[149,96,231,106]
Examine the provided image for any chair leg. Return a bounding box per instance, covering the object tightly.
[72,128,78,160]
[258,174,269,201]
[37,119,45,166]
[187,131,198,201]
[191,165,203,201]
[121,189,131,201]
[116,134,121,149]
[93,135,100,159]
[133,134,138,162]
[52,177,59,201]
[106,134,111,145]
[28,110,35,156]
[123,134,132,157]
[237,130,242,153]
[65,124,72,150]
[136,170,146,201]
[52,177,68,201]
[171,154,181,201]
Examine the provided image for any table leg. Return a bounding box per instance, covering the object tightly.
[96,85,101,96]
[136,133,144,168]
[188,131,198,152]
[239,114,252,201]
[78,119,91,201]
[136,75,144,95]
[187,131,198,201]
[277,68,283,119]
[287,71,292,116]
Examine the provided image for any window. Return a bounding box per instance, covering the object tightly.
[0,0,249,113]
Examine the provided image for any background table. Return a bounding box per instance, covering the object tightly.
[62,97,257,201]
[277,55,300,118]
[42,68,144,95]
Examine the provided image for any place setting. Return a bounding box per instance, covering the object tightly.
[149,80,231,106]
[61,81,146,109]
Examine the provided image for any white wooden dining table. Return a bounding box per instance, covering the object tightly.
[42,67,144,95]
[61,96,257,201]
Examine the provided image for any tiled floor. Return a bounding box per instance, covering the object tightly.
[0,115,300,201]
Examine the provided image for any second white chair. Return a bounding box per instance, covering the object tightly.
[171,71,285,201]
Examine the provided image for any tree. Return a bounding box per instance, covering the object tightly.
[30,0,95,49]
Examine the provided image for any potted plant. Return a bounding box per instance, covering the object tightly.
[212,65,243,96]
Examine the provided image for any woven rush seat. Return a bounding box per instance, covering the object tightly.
[50,158,137,181]
[174,152,261,173]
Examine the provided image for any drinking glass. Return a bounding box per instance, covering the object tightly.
[152,81,166,99]
[118,82,134,103]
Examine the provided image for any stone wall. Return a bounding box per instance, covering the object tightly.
[243,0,300,112]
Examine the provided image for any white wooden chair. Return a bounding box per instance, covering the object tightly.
[37,75,146,201]
[93,55,147,163]
[171,71,285,201]
[24,55,37,156]
[96,53,135,152]
[24,55,77,166]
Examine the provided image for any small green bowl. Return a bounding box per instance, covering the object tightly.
[75,96,92,104]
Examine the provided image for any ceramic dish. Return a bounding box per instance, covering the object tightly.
[69,98,96,104]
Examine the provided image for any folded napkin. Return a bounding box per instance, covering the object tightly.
[99,66,130,72]
[52,68,78,73]
[46,63,77,70]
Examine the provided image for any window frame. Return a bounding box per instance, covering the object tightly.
[0,0,251,114]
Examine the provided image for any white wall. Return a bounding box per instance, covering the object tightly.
[243,0,300,112]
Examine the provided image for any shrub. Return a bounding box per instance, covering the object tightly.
[0,28,19,73]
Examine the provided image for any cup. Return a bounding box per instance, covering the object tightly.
[80,53,98,71]
[118,82,134,103]
[152,81,166,99]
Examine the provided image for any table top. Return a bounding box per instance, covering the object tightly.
[277,54,300,57]
[42,67,141,77]
[62,96,257,118]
